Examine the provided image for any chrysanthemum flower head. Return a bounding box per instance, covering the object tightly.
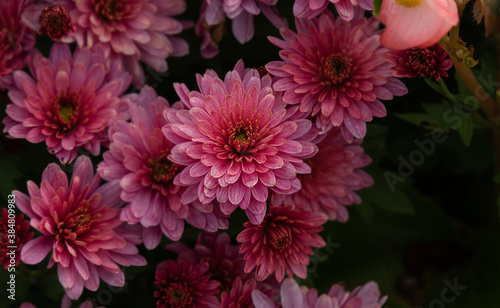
[293,0,374,20]
[167,232,251,293]
[0,208,34,269]
[98,86,228,248]
[380,0,459,50]
[237,206,327,282]
[252,277,388,308]
[14,156,147,299]
[154,260,220,308]
[266,11,407,143]
[3,43,131,164]
[163,60,318,224]
[0,0,36,89]
[59,0,190,85]
[384,44,453,81]
[38,4,75,41]
[271,128,373,222]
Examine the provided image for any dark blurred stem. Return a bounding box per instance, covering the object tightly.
[443,35,500,226]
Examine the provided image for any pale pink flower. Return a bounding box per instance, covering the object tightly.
[266,11,407,142]
[271,128,373,222]
[14,156,147,300]
[154,260,220,308]
[3,43,131,164]
[252,278,388,308]
[380,0,459,50]
[163,61,318,224]
[59,0,190,85]
[237,206,327,282]
[293,0,373,20]
[0,0,36,89]
[98,86,228,248]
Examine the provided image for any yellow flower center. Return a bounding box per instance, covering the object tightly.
[395,0,422,7]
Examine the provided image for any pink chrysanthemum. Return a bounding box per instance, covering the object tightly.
[252,278,388,308]
[14,156,147,299]
[221,277,257,308]
[0,207,34,269]
[154,260,220,308]
[266,11,408,142]
[167,232,279,299]
[271,128,373,222]
[38,4,75,41]
[293,0,373,20]
[3,43,131,164]
[167,232,251,293]
[59,0,189,85]
[98,86,228,248]
[0,0,36,89]
[384,44,453,81]
[237,206,327,282]
[202,0,286,45]
[163,61,318,224]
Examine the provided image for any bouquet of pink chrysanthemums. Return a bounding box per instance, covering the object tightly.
[1,0,499,307]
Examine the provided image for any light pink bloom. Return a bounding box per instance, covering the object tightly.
[252,278,388,308]
[163,61,318,224]
[237,206,327,282]
[98,86,228,248]
[2,43,130,164]
[203,0,287,45]
[293,0,373,20]
[60,0,190,85]
[266,11,407,142]
[271,128,373,222]
[0,0,36,89]
[154,260,220,308]
[14,156,147,300]
[380,0,459,50]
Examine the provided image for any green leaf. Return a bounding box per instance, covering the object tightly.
[355,202,375,224]
[458,115,474,146]
[370,189,415,215]
[395,103,455,131]
[358,170,415,215]
[373,0,382,15]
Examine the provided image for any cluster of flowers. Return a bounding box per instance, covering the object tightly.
[0,0,461,306]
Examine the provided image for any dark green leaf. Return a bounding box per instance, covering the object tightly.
[458,115,474,146]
